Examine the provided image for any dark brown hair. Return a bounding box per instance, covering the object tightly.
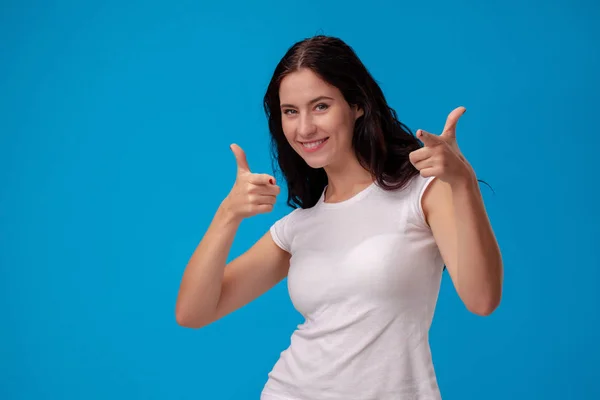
[263,35,421,209]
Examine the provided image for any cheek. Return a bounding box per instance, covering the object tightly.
[281,123,304,155]
[327,113,353,142]
[281,120,295,142]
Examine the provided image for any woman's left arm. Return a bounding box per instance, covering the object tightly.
[409,106,503,316]
[423,176,503,316]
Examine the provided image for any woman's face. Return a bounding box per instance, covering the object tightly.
[278,68,363,170]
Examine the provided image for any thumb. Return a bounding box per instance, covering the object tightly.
[230,143,250,174]
[417,129,442,147]
[442,106,466,139]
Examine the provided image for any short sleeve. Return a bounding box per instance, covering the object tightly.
[269,209,298,253]
[410,174,438,228]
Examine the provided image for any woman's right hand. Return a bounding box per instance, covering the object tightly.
[222,144,280,222]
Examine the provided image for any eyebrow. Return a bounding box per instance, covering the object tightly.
[280,96,334,109]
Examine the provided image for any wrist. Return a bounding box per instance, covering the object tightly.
[450,168,478,193]
[217,198,243,227]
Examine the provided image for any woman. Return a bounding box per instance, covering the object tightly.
[176,35,503,399]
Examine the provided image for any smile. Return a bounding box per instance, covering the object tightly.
[300,137,329,152]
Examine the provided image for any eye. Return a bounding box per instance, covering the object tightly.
[283,109,297,115]
[315,103,329,111]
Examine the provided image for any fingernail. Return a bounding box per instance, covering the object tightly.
[269,178,274,185]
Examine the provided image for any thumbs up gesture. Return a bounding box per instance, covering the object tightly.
[409,106,475,186]
[223,144,280,222]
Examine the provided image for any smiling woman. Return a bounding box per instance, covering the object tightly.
[176,35,503,400]
[280,95,334,153]
[278,71,363,172]
[263,38,424,209]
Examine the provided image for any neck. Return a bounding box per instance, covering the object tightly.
[323,155,373,203]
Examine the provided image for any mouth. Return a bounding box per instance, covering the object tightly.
[299,137,329,152]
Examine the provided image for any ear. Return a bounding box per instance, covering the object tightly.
[354,104,364,120]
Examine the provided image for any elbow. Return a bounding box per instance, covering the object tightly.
[466,293,501,317]
[175,303,205,329]
[468,303,497,317]
[465,261,503,317]
[176,315,202,329]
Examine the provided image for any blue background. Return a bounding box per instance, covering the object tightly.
[1,0,599,399]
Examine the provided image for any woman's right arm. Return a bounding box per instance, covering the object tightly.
[175,144,289,329]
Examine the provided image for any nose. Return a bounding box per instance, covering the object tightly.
[297,114,317,138]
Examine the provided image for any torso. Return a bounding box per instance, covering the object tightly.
[263,175,444,400]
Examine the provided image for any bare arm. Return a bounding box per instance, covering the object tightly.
[175,204,239,328]
[423,178,503,316]
[175,204,290,328]
[175,144,288,328]
[410,107,503,316]
[203,229,290,327]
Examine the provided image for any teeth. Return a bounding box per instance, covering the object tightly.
[302,139,326,149]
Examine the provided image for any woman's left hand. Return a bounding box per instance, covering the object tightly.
[409,106,476,187]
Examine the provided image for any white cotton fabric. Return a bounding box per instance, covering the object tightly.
[261,174,445,400]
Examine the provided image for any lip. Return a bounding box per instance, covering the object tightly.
[299,137,329,153]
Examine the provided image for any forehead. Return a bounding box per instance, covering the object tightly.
[279,68,339,103]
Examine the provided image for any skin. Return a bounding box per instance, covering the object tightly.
[412,111,503,315]
[279,68,372,202]
[279,67,503,315]
[175,67,502,329]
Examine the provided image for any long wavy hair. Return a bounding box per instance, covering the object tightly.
[263,35,422,209]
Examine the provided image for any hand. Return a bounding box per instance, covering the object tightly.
[409,106,475,186]
[223,144,280,221]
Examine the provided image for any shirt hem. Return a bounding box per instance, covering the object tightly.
[260,389,300,400]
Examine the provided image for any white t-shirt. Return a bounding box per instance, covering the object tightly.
[261,174,445,400]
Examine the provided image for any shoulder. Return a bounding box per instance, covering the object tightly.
[379,174,436,200]
[420,177,452,227]
[382,174,439,227]
[269,207,308,253]
[409,173,438,197]
[274,205,310,224]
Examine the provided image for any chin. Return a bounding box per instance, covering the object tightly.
[293,139,339,169]
[299,152,332,169]
[304,159,328,169]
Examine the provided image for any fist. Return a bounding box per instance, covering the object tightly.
[224,144,280,221]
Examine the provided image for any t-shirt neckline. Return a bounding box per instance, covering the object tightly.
[318,181,377,209]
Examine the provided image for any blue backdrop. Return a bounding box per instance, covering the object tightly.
[2,0,598,399]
